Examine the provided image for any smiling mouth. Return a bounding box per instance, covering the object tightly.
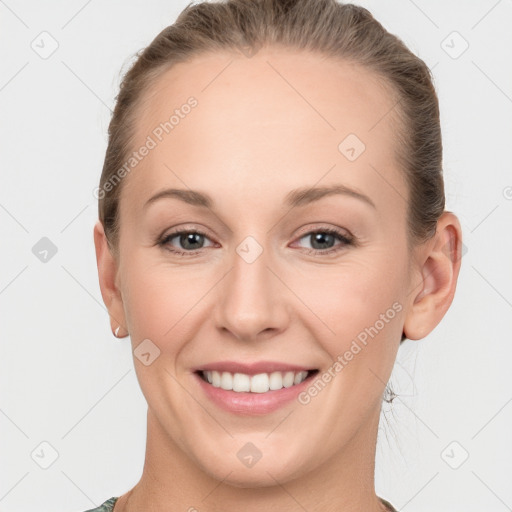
[197,369,319,393]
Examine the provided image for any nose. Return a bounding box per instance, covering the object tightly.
[214,241,290,342]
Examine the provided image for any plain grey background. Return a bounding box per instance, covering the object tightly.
[1,1,511,511]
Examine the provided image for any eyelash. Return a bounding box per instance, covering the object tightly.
[158,227,354,257]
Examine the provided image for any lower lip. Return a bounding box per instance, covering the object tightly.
[194,372,315,415]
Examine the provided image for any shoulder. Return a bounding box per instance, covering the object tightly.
[379,497,398,511]
[80,497,118,512]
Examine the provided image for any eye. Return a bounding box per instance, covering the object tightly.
[294,227,354,255]
[158,229,215,255]
[157,226,354,257]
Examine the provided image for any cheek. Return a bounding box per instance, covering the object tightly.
[120,252,217,350]
[122,270,174,340]
[295,257,405,360]
[120,258,207,407]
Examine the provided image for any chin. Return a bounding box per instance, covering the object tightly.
[206,464,298,489]
[194,446,312,489]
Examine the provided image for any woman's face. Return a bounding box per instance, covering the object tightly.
[112,48,418,486]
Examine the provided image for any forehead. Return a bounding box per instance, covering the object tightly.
[122,47,406,213]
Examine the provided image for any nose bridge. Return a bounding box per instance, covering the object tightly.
[215,236,288,340]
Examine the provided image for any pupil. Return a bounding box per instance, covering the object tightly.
[312,232,334,250]
[181,233,203,250]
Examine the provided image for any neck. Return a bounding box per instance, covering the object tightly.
[118,407,387,512]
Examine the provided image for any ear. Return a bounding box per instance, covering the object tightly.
[403,211,463,340]
[93,220,128,336]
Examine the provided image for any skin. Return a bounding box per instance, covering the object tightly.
[94,47,462,512]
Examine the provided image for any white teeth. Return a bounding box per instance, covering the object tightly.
[220,372,233,390]
[250,373,270,393]
[211,370,221,387]
[201,370,309,393]
[269,371,283,390]
[283,371,295,388]
[233,373,251,392]
[294,371,307,385]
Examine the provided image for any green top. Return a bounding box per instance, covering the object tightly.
[83,496,398,511]
[82,497,118,512]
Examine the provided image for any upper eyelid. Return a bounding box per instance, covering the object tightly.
[161,229,214,245]
[162,226,349,239]
[294,225,351,238]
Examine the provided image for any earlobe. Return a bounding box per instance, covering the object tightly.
[403,212,463,340]
[93,220,128,336]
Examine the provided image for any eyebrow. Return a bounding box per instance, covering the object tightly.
[143,184,376,211]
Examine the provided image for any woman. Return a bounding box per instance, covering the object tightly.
[90,0,462,510]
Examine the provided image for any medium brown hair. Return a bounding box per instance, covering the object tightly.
[98,0,446,343]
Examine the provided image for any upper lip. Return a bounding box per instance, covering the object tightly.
[194,361,316,375]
